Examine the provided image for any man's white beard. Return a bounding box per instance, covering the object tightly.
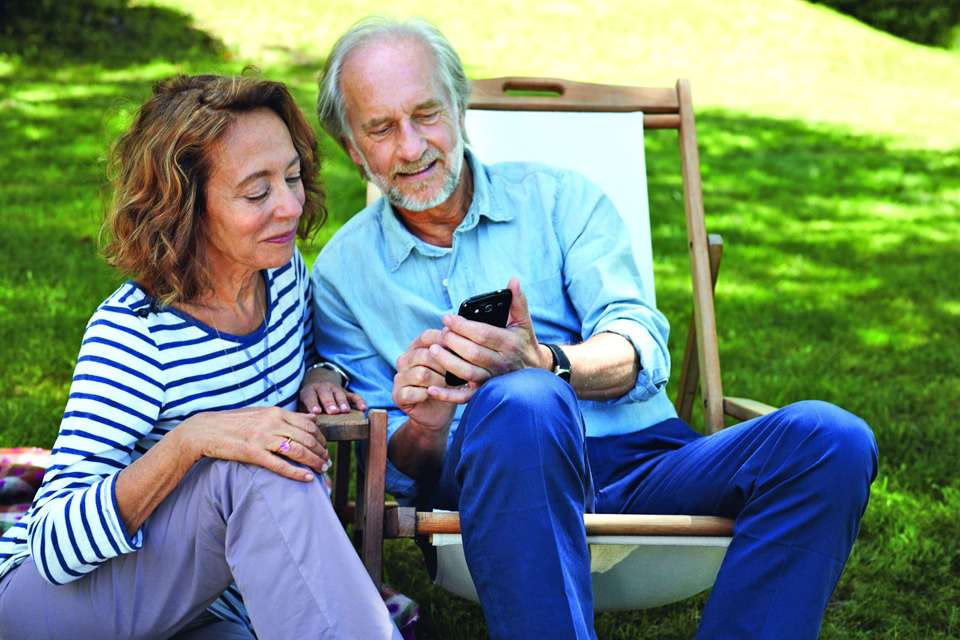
[359,135,465,212]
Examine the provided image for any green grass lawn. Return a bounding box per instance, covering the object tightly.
[1,1,958,638]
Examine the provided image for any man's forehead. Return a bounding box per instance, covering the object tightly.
[340,37,448,122]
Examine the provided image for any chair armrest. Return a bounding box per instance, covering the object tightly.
[400,509,734,537]
[314,410,371,440]
[723,396,778,421]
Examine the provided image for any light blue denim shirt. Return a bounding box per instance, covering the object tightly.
[312,150,677,499]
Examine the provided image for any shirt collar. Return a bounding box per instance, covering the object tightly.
[379,148,515,271]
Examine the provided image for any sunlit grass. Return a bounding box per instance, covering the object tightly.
[149,0,960,149]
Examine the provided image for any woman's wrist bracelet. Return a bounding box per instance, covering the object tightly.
[307,361,350,388]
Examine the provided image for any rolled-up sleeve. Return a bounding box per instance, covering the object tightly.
[555,171,671,403]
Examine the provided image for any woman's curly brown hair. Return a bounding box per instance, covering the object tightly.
[102,74,326,306]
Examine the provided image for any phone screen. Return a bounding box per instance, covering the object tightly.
[445,289,512,386]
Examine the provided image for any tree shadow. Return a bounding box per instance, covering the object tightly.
[0,3,224,68]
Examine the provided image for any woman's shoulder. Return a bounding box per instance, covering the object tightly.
[83,280,185,357]
[86,280,156,329]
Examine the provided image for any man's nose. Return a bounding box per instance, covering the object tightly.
[396,119,427,162]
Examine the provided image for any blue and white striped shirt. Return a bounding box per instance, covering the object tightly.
[0,249,317,627]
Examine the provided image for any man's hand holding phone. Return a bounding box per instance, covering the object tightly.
[427,277,549,402]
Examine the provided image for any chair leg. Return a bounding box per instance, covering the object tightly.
[333,439,352,519]
[676,234,723,424]
[359,410,387,588]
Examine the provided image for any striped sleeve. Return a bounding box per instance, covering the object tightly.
[28,303,163,584]
[296,249,319,368]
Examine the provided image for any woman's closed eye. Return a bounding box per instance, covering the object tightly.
[245,188,269,202]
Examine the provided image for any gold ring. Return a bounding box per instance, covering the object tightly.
[278,436,292,453]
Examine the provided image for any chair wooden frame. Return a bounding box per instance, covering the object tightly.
[316,78,777,589]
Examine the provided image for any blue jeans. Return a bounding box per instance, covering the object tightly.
[431,369,878,640]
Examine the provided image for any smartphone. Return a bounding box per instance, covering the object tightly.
[444,289,513,386]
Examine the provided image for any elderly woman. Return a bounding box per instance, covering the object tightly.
[0,75,400,639]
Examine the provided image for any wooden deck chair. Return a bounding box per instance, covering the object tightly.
[316,78,777,610]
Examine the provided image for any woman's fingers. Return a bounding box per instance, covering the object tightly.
[316,384,342,414]
[329,386,351,413]
[196,407,335,480]
[299,383,325,414]
[272,434,326,473]
[301,383,360,415]
[281,412,328,452]
[346,391,367,410]
[250,445,317,482]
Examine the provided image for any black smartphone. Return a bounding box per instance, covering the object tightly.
[444,289,513,386]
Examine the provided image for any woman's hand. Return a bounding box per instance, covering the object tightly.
[179,406,329,482]
[299,365,368,415]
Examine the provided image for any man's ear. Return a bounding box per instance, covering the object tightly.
[341,136,369,179]
[343,136,363,167]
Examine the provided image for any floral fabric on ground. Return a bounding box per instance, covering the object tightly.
[0,448,49,534]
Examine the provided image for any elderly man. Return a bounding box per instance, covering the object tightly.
[307,17,878,640]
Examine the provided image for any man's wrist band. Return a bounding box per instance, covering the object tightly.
[542,343,572,382]
[308,361,351,388]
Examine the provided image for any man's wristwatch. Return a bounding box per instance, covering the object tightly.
[307,361,351,388]
[541,343,572,382]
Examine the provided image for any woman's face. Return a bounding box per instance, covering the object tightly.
[203,107,305,282]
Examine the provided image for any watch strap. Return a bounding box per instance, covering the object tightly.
[542,343,572,383]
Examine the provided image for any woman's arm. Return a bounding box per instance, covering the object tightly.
[114,406,327,535]
[27,301,163,584]
[299,364,367,415]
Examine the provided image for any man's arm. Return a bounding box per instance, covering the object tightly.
[428,277,641,402]
[549,332,638,400]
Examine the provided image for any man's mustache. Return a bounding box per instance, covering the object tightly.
[391,148,442,178]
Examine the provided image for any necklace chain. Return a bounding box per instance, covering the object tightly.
[213,287,281,405]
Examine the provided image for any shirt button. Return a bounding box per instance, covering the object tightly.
[442,279,449,287]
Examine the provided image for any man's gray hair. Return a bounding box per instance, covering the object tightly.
[317,17,471,146]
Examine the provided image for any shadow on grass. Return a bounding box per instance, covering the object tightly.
[0,2,224,67]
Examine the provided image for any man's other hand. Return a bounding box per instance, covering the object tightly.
[394,329,470,429]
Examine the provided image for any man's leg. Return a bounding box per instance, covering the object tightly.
[433,369,595,640]
[0,458,401,640]
[593,401,878,640]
